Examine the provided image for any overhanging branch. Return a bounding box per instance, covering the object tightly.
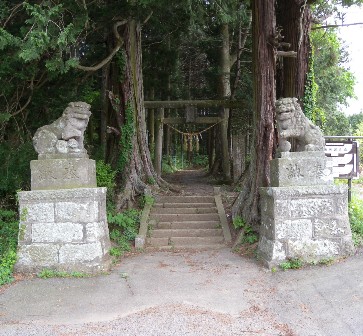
[76,20,127,72]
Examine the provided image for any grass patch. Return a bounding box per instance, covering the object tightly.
[37,269,92,279]
[349,196,363,247]
[279,258,303,271]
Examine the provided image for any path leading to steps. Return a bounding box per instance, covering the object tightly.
[1,248,363,335]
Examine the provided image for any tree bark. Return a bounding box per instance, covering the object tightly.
[232,0,277,227]
[116,20,176,209]
[218,23,232,182]
[276,0,312,100]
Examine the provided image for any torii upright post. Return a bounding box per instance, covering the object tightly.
[154,107,164,176]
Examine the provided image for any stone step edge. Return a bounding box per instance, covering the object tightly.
[150,228,223,238]
[145,244,226,251]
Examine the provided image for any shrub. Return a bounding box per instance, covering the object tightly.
[348,196,363,247]
[0,209,19,285]
[233,216,259,244]
[96,160,116,192]
[108,209,141,257]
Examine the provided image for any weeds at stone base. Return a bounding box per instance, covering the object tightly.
[279,258,304,271]
[278,257,336,271]
[37,269,95,279]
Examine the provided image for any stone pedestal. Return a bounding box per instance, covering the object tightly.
[257,152,354,268]
[31,158,96,190]
[15,188,111,274]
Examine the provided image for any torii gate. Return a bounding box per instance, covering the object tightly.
[144,100,244,176]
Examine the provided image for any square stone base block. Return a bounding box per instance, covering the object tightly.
[257,185,354,268]
[31,158,96,190]
[15,188,111,274]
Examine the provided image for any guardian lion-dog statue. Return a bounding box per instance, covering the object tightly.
[33,102,91,157]
[275,97,325,153]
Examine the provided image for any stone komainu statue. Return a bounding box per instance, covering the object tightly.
[33,102,91,158]
[275,97,325,153]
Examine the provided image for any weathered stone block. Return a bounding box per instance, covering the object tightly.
[18,222,32,243]
[20,203,54,223]
[287,239,340,260]
[313,217,350,238]
[18,187,106,202]
[258,178,353,267]
[270,152,333,187]
[258,236,286,265]
[290,198,334,218]
[31,158,96,190]
[16,187,110,274]
[85,222,108,242]
[275,219,313,240]
[55,201,98,223]
[32,223,84,243]
[15,244,59,271]
[59,242,103,263]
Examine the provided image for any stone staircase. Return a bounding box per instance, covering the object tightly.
[146,193,231,249]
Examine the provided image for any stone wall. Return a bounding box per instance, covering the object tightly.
[15,188,111,274]
[257,152,354,268]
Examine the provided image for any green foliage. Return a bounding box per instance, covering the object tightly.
[348,196,363,246]
[0,142,36,200]
[280,258,303,271]
[108,209,141,256]
[140,194,155,208]
[109,247,123,258]
[311,28,356,135]
[233,216,258,244]
[96,160,116,191]
[118,104,135,174]
[303,45,319,121]
[0,209,18,286]
[233,216,246,229]
[37,269,91,279]
[353,121,363,165]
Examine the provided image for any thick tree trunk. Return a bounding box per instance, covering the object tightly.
[218,23,232,182]
[232,133,247,183]
[276,0,311,100]
[232,0,277,227]
[116,20,175,209]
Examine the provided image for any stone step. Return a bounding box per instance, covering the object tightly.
[147,236,225,247]
[150,228,223,238]
[156,221,221,230]
[145,244,225,251]
[155,196,215,204]
[154,202,215,209]
[150,213,220,222]
[151,207,217,214]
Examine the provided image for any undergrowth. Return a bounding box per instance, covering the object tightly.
[348,196,363,247]
[96,160,142,258]
[233,216,258,244]
[0,209,19,286]
[108,209,141,258]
